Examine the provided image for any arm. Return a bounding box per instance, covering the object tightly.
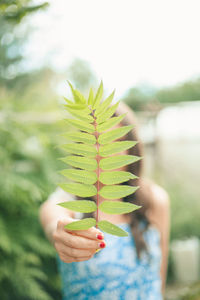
[148,184,170,295]
[39,188,106,263]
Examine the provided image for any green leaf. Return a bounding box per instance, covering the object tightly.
[73,89,87,104]
[67,80,86,104]
[58,200,97,213]
[99,201,141,214]
[65,218,96,230]
[98,125,133,144]
[60,156,97,170]
[59,169,97,184]
[95,89,115,116]
[99,155,142,170]
[65,106,93,123]
[96,101,120,124]
[62,131,96,145]
[61,143,97,157]
[97,113,126,132]
[88,88,94,105]
[99,185,139,199]
[59,183,97,197]
[99,171,138,184]
[92,80,103,109]
[64,102,88,110]
[65,119,94,133]
[99,141,137,157]
[64,97,74,105]
[97,220,128,237]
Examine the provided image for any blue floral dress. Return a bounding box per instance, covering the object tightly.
[56,222,162,300]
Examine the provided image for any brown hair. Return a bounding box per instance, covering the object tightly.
[78,101,155,258]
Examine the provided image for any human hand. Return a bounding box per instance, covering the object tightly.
[52,218,106,263]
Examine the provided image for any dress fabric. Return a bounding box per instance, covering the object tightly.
[56,221,162,300]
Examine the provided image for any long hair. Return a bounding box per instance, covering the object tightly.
[77,101,155,258]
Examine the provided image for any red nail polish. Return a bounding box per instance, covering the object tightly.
[99,242,106,248]
[97,234,104,240]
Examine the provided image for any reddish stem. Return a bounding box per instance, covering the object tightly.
[91,109,100,228]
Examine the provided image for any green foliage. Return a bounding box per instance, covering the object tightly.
[58,81,141,237]
[0,73,62,299]
[0,0,49,89]
[156,78,200,103]
[123,78,200,112]
[0,1,48,23]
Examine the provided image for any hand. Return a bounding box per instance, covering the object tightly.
[52,218,106,263]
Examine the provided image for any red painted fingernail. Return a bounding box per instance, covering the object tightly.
[96,234,104,240]
[99,242,106,248]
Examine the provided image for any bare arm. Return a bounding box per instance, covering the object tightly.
[39,188,106,263]
[148,184,170,295]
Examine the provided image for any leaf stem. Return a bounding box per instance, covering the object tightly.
[91,109,100,228]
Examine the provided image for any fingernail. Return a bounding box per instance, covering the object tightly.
[98,242,106,248]
[96,234,104,240]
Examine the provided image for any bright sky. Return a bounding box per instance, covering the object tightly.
[24,0,200,98]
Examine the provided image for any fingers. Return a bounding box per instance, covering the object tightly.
[66,226,104,241]
[58,230,105,250]
[55,242,95,258]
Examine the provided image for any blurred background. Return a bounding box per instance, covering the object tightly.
[0,0,200,299]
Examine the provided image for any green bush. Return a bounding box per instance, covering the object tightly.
[0,110,63,299]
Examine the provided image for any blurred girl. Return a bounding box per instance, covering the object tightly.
[39,101,170,300]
